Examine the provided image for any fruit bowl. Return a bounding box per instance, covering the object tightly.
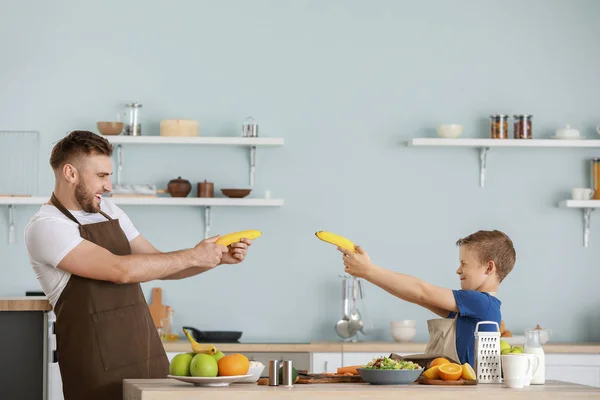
[357,368,423,385]
[167,374,253,387]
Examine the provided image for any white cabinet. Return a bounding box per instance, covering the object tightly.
[310,353,342,373]
[545,354,600,388]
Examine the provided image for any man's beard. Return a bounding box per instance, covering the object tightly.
[75,182,99,213]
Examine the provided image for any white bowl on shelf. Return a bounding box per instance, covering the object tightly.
[391,326,417,342]
[436,124,463,138]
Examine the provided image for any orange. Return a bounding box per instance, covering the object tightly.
[461,363,476,381]
[217,353,250,376]
[422,365,440,380]
[438,363,462,381]
[429,357,450,368]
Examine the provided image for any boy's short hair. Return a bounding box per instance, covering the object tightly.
[456,230,516,282]
[50,130,113,170]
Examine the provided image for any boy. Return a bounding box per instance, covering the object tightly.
[337,230,516,368]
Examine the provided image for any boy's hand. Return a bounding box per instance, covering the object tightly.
[338,245,374,279]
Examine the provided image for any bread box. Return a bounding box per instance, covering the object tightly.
[160,119,199,137]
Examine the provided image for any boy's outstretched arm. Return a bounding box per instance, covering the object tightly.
[338,245,458,314]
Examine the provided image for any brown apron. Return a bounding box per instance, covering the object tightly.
[50,193,168,400]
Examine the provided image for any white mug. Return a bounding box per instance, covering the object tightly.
[501,354,533,389]
[522,353,540,386]
[572,188,594,200]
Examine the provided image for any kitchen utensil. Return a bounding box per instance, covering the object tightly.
[168,374,252,387]
[572,188,594,200]
[198,180,214,197]
[268,360,280,386]
[335,276,352,339]
[148,288,168,329]
[221,188,251,198]
[124,102,142,136]
[554,124,580,139]
[348,277,363,333]
[167,177,192,197]
[97,121,123,135]
[357,368,423,385]
[501,354,534,389]
[436,124,463,138]
[241,116,259,137]
[474,321,502,383]
[160,119,199,137]
[181,326,242,343]
[523,328,545,384]
[282,360,294,387]
[417,377,477,386]
[7,205,15,245]
[513,114,533,139]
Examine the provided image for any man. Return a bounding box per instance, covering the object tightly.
[24,130,253,400]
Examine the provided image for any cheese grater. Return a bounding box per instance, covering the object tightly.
[474,321,501,383]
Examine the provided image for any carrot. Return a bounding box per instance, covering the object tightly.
[336,365,361,375]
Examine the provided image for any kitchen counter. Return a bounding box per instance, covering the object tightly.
[123,379,600,399]
[0,296,51,311]
[162,340,600,354]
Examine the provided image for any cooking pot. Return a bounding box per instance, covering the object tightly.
[166,177,191,197]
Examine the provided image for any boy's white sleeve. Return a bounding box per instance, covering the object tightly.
[25,218,83,268]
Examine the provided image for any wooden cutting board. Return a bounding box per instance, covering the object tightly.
[148,287,167,329]
[417,376,477,386]
[257,373,363,385]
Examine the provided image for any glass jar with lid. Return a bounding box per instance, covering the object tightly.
[490,114,509,139]
[514,114,533,139]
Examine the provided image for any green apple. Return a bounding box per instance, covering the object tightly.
[500,340,511,352]
[510,346,523,354]
[213,350,226,362]
[190,353,218,377]
[501,348,512,355]
[169,353,194,376]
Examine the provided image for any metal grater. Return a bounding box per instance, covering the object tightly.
[474,321,502,383]
[0,131,40,196]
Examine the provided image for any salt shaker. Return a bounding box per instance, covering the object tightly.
[268,360,280,386]
[282,360,294,387]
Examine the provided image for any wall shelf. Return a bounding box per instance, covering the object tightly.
[106,135,284,187]
[558,200,600,248]
[407,138,600,187]
[1,196,284,240]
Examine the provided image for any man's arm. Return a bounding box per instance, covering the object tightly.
[129,234,224,280]
[57,237,227,284]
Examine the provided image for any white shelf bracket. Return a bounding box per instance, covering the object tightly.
[584,208,593,248]
[116,144,123,185]
[7,205,15,245]
[249,146,256,187]
[203,206,212,239]
[479,147,490,187]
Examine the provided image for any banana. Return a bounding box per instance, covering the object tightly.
[315,231,357,252]
[215,230,262,246]
[183,328,217,355]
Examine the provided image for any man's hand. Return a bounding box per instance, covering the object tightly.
[191,235,228,269]
[220,238,253,265]
[338,245,375,279]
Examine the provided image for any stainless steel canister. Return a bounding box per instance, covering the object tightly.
[282,360,294,387]
[268,360,280,386]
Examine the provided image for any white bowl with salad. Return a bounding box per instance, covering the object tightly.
[357,356,423,385]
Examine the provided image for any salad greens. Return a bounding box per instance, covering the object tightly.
[363,356,421,370]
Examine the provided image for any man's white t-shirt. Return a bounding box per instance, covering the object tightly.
[24,198,140,308]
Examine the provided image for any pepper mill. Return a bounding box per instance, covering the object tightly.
[197,180,214,198]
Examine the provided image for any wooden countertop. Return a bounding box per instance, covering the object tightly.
[0,296,51,311]
[162,340,600,354]
[123,379,600,399]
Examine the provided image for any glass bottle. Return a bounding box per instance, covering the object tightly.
[591,158,600,200]
[513,114,533,139]
[523,329,545,384]
[490,115,509,139]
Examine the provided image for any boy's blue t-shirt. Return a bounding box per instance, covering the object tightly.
[446,290,501,368]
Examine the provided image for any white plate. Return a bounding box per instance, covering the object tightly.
[552,135,583,140]
[168,374,253,387]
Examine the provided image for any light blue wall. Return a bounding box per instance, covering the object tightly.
[2,0,600,343]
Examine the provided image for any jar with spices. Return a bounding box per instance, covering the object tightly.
[514,114,533,139]
[591,158,600,200]
[490,115,509,139]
